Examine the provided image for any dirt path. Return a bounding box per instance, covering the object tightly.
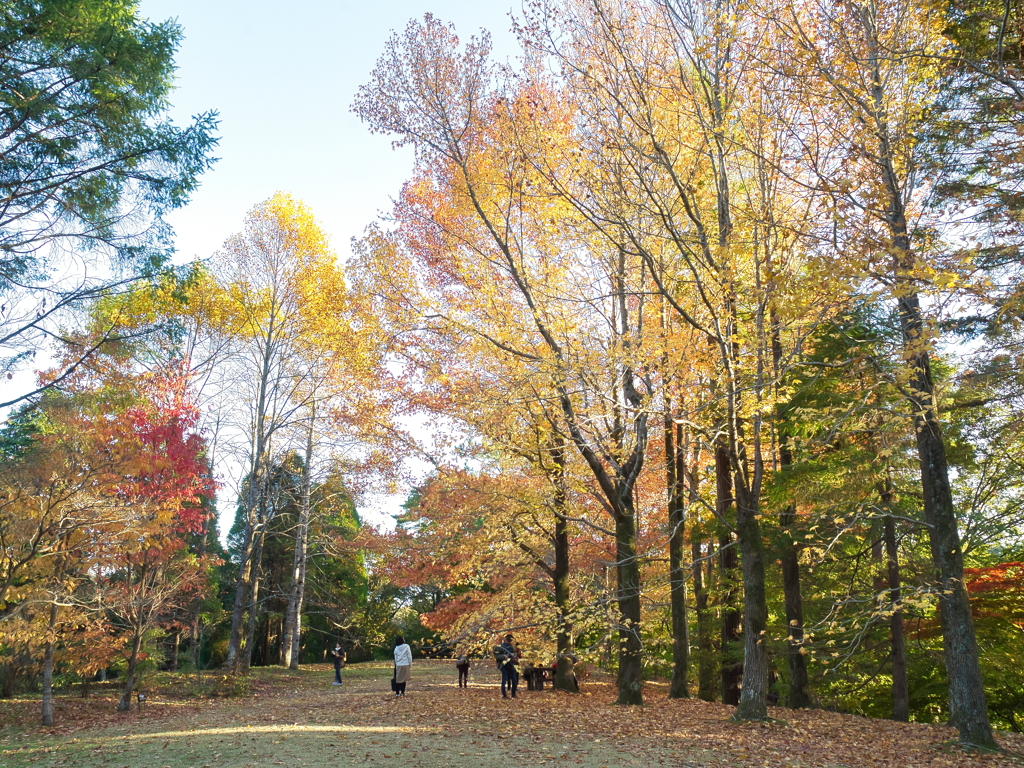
[1,661,1022,768]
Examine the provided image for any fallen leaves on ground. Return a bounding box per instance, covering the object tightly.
[2,661,1022,768]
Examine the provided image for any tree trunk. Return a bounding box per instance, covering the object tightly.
[190,618,205,672]
[550,438,579,693]
[224,520,256,673]
[226,342,274,673]
[553,370,647,706]
[41,602,58,725]
[614,491,644,706]
[241,530,266,673]
[716,441,742,706]
[883,508,909,722]
[773,316,809,709]
[170,630,180,673]
[666,415,690,699]
[900,301,992,745]
[861,11,995,743]
[117,628,144,712]
[553,509,578,692]
[283,410,315,669]
[288,561,307,668]
[692,538,716,701]
[259,611,271,667]
[779,500,809,709]
[733,482,770,721]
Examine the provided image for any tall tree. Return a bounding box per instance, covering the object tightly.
[215,194,339,673]
[281,409,315,669]
[0,0,217,407]
[773,0,997,746]
[0,350,210,722]
[354,16,655,705]
[517,0,843,719]
[280,247,366,670]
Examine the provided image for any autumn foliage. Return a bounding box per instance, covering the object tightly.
[4,0,1024,748]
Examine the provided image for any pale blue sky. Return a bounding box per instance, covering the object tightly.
[137,0,521,263]
[133,1,520,529]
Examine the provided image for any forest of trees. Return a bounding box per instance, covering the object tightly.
[1,0,1022,749]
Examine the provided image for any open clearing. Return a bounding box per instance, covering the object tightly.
[1,661,1022,768]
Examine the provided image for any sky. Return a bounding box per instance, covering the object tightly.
[136,0,521,263]
[131,0,522,532]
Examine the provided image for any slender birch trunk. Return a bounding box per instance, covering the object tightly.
[283,408,315,668]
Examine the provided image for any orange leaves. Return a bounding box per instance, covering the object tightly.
[964,562,1024,630]
[0,359,211,594]
[0,348,215,721]
[964,562,1024,594]
[113,405,209,534]
[76,359,212,541]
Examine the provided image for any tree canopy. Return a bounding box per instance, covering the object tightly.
[3,0,1024,748]
[0,0,218,405]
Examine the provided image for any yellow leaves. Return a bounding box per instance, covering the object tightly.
[210,193,383,386]
[257,192,333,264]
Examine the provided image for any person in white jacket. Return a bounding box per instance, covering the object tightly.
[393,636,412,696]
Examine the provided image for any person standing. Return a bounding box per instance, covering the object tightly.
[330,643,346,685]
[393,635,412,696]
[456,651,471,688]
[493,634,518,698]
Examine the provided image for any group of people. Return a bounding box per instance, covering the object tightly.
[329,635,413,695]
[326,632,526,699]
[453,633,521,697]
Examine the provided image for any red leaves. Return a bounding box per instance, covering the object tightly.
[964,562,1024,631]
[964,562,1024,594]
[117,406,211,534]
[66,361,217,542]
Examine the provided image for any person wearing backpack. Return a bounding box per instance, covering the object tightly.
[493,634,518,698]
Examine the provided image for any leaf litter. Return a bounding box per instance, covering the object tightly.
[1,661,1021,768]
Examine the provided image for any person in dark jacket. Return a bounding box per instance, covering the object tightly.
[331,643,346,685]
[456,650,471,688]
[493,634,518,698]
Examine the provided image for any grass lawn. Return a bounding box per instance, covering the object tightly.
[1,660,1022,768]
